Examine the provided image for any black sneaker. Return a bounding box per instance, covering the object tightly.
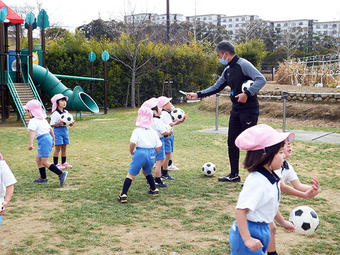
[155,181,168,188]
[148,188,159,196]
[218,174,241,182]
[161,174,176,181]
[117,194,128,203]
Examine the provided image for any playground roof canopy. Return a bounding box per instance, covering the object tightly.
[0,0,24,24]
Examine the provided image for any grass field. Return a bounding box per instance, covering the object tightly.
[0,103,339,255]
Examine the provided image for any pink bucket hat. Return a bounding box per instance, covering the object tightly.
[141,97,159,109]
[235,124,295,151]
[51,94,69,112]
[136,106,153,128]
[24,99,46,120]
[157,96,172,109]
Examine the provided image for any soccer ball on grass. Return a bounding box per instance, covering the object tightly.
[202,162,216,177]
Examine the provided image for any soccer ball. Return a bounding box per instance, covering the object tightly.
[241,80,254,93]
[60,112,74,126]
[202,162,216,177]
[289,206,320,235]
[171,108,185,122]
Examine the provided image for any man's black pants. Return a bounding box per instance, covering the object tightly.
[227,110,259,176]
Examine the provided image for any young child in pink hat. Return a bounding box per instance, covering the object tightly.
[117,106,162,203]
[50,94,74,170]
[229,124,295,255]
[157,96,186,180]
[24,99,68,186]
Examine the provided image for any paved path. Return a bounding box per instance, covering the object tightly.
[199,128,340,144]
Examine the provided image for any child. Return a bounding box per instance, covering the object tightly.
[229,124,295,255]
[50,94,74,170]
[157,96,186,180]
[118,106,162,203]
[145,98,173,188]
[24,99,68,186]
[0,152,17,226]
[267,136,321,255]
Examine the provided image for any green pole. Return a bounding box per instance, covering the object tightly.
[101,51,109,114]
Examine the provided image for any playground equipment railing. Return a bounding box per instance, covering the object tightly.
[27,73,46,112]
[5,73,26,126]
[214,92,288,132]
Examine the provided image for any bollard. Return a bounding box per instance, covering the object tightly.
[282,91,288,132]
[215,93,219,131]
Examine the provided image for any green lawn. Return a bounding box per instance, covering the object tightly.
[1,103,339,255]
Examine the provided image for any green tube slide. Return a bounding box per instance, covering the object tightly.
[32,64,99,113]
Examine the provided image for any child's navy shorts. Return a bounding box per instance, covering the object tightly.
[54,126,70,145]
[37,133,53,157]
[229,220,270,255]
[155,137,165,161]
[128,148,156,176]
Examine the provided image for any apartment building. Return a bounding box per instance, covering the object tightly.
[313,21,340,37]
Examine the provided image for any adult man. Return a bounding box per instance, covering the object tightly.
[187,41,266,182]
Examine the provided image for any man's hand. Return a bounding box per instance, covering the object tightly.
[186,93,198,100]
[235,93,248,103]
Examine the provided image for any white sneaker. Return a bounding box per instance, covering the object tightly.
[168,164,179,170]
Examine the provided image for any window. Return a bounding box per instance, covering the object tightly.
[209,17,212,20]
[229,24,232,28]
[223,19,226,22]
[299,22,303,25]
[235,24,239,27]
[242,17,245,21]
[276,23,281,27]
[316,24,320,29]
[323,24,328,28]
[236,18,239,21]
[197,18,200,21]
[203,17,206,20]
[332,24,337,28]
[292,22,296,26]
[284,23,288,26]
[333,30,337,34]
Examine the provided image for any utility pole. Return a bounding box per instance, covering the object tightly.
[166,0,170,43]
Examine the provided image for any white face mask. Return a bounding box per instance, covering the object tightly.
[219,53,228,65]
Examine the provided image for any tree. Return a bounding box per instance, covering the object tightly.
[235,39,267,69]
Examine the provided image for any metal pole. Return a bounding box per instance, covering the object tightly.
[15,24,21,81]
[28,24,33,79]
[0,22,5,123]
[41,28,46,67]
[90,61,94,98]
[282,91,288,132]
[166,0,170,43]
[103,61,108,114]
[215,93,219,131]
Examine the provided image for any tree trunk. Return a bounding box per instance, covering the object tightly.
[130,69,136,108]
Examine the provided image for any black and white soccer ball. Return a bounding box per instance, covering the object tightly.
[289,206,319,235]
[60,112,74,126]
[171,108,185,122]
[241,80,254,93]
[202,162,216,177]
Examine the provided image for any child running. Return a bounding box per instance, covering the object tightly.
[267,135,321,255]
[50,94,74,170]
[118,106,162,203]
[0,152,17,226]
[24,99,68,186]
[229,124,295,255]
[157,96,186,181]
[143,98,173,188]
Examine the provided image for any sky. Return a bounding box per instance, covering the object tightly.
[7,0,340,31]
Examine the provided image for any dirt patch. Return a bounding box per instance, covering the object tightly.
[0,199,63,252]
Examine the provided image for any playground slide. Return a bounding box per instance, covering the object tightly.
[32,64,99,113]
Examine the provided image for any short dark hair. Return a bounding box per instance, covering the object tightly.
[215,41,235,55]
[243,141,284,172]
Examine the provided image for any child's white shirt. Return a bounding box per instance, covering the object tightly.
[160,110,174,131]
[274,161,299,184]
[151,117,170,138]
[130,127,162,148]
[50,109,68,126]
[27,118,51,138]
[236,169,281,224]
[0,160,17,205]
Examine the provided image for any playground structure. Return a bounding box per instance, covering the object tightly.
[0,1,105,126]
[275,54,340,87]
